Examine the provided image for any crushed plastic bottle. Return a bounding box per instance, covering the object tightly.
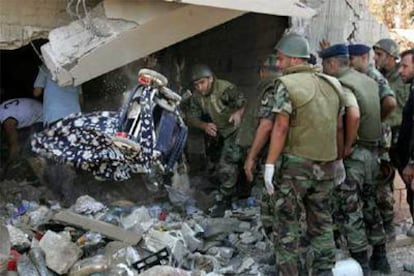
[147,205,162,219]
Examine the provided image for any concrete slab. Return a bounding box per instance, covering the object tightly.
[53,210,142,245]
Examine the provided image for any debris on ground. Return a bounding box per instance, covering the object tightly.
[0,194,277,275]
[0,172,412,275]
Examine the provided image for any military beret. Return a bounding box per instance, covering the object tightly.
[319,44,349,59]
[348,44,371,56]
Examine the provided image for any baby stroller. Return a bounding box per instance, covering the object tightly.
[31,69,188,181]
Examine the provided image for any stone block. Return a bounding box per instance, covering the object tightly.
[39,230,82,274]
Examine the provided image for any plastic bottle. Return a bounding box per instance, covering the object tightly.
[76,232,103,247]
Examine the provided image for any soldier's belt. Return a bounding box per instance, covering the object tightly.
[355,140,381,149]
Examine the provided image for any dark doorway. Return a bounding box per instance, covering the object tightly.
[0,39,48,103]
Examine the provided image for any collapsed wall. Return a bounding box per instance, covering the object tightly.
[0,0,391,91]
[293,0,389,49]
[0,0,102,50]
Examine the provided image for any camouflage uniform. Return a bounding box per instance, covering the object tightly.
[366,64,397,235]
[236,76,276,148]
[236,75,278,232]
[269,67,340,273]
[255,77,278,233]
[336,68,386,253]
[187,78,245,197]
[332,87,358,239]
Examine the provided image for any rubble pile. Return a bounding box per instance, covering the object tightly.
[0,195,275,275]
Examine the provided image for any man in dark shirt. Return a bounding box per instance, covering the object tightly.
[396,48,414,237]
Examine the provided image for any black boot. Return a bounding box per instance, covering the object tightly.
[369,243,391,274]
[350,250,371,276]
[383,222,396,242]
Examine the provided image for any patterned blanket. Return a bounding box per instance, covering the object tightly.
[31,85,186,181]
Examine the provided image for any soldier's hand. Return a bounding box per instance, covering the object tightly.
[264,164,275,195]
[244,158,255,182]
[319,39,331,50]
[343,146,353,158]
[203,122,217,137]
[229,108,244,127]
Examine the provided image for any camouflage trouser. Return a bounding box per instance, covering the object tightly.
[259,178,275,236]
[258,160,282,236]
[377,123,395,228]
[376,160,395,228]
[335,145,386,253]
[270,155,336,275]
[217,131,243,197]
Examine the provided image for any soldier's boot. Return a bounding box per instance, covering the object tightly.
[407,224,414,237]
[383,221,396,241]
[350,250,371,276]
[369,243,391,274]
[209,195,231,218]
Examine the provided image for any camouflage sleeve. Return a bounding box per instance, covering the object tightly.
[271,82,292,116]
[377,78,395,100]
[187,94,203,119]
[257,87,276,121]
[367,65,395,100]
[220,84,246,109]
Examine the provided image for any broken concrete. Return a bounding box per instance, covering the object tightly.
[294,0,389,51]
[6,225,30,251]
[0,0,101,50]
[39,230,82,274]
[41,2,243,86]
[53,210,142,245]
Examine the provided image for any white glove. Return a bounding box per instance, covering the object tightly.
[334,159,346,185]
[264,164,275,195]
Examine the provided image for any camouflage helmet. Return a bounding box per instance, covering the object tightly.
[274,33,310,59]
[190,64,213,82]
[373,38,400,58]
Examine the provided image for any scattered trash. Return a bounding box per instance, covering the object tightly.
[16,255,39,276]
[0,195,277,275]
[132,248,170,273]
[69,255,110,276]
[72,195,106,215]
[0,225,10,273]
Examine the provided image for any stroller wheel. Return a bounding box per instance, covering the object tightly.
[138,68,168,87]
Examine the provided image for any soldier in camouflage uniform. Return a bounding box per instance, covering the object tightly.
[348,43,398,241]
[319,49,360,248]
[264,33,343,275]
[373,39,412,236]
[320,44,391,274]
[186,64,246,217]
[240,54,281,234]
